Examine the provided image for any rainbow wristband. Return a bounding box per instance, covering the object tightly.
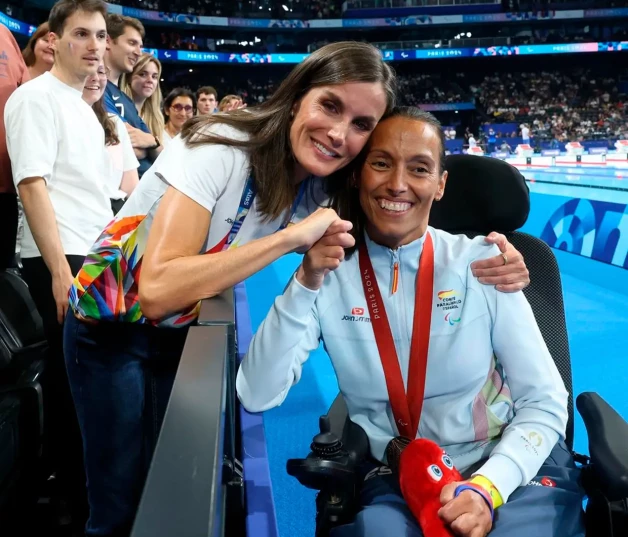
[469,475,504,509]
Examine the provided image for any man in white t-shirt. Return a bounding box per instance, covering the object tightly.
[4,0,112,526]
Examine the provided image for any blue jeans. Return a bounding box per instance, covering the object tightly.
[64,311,189,537]
[330,442,585,537]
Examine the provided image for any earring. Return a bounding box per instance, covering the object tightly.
[290,110,294,119]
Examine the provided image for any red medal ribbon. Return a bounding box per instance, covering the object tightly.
[358,232,434,439]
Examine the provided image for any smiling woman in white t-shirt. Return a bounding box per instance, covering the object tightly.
[64,41,532,537]
[83,63,139,213]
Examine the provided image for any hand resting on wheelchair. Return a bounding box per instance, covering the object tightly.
[236,108,585,537]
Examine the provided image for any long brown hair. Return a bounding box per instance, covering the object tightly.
[332,107,447,255]
[180,41,397,221]
[92,97,119,146]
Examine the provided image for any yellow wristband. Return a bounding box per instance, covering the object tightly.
[470,475,504,509]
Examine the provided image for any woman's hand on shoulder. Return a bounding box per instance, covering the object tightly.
[296,219,355,291]
[470,232,530,292]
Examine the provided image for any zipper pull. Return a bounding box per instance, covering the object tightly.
[392,261,399,295]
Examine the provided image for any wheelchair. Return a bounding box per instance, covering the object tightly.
[286,155,628,536]
[0,266,47,524]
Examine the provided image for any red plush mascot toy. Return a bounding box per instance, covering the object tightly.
[398,439,464,537]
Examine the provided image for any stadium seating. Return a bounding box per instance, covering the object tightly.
[0,270,47,523]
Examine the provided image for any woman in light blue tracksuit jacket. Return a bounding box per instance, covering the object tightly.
[237,107,586,537]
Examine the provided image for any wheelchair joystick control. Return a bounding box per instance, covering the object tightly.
[311,415,343,458]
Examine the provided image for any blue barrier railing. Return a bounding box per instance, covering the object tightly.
[234,283,280,537]
[142,41,627,64]
[6,10,627,63]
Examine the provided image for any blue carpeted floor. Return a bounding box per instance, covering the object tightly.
[244,251,628,537]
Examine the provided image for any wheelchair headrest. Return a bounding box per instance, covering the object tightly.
[428,155,530,234]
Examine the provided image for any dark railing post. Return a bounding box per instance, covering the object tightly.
[197,289,244,526]
[130,324,230,537]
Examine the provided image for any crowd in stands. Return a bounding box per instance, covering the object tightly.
[159,66,628,144]
[140,22,627,55]
[470,70,628,143]
[88,0,627,17]
[397,73,467,107]
[105,0,342,18]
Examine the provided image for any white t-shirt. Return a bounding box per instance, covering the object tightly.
[468,136,477,147]
[5,72,114,258]
[161,128,173,148]
[522,126,530,140]
[71,123,329,327]
[117,123,328,254]
[106,114,139,200]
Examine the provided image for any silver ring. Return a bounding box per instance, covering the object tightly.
[501,253,508,266]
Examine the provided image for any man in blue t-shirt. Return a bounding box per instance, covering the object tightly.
[104,14,162,176]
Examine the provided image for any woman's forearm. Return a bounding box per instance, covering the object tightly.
[139,229,296,320]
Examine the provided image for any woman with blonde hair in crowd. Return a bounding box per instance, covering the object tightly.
[120,53,165,147]
[22,22,54,80]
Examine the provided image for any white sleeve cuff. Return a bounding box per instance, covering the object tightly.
[472,453,524,503]
[276,273,320,320]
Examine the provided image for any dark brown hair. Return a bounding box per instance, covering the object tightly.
[22,23,50,67]
[48,0,107,37]
[92,96,119,146]
[106,13,145,41]
[332,106,446,254]
[197,86,217,99]
[180,41,397,221]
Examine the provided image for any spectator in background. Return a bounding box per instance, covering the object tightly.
[196,85,217,115]
[21,22,55,81]
[120,53,165,149]
[468,133,478,150]
[5,0,113,527]
[0,24,29,270]
[521,123,530,144]
[104,14,162,176]
[487,128,496,153]
[218,93,242,111]
[84,63,139,214]
[500,140,513,153]
[162,87,196,146]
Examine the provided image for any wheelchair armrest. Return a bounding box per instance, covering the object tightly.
[576,392,628,501]
[287,414,370,492]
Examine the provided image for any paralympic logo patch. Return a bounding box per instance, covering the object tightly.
[438,289,463,323]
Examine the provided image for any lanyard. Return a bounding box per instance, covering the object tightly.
[358,232,434,440]
[278,177,308,231]
[223,175,257,251]
[214,175,309,253]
